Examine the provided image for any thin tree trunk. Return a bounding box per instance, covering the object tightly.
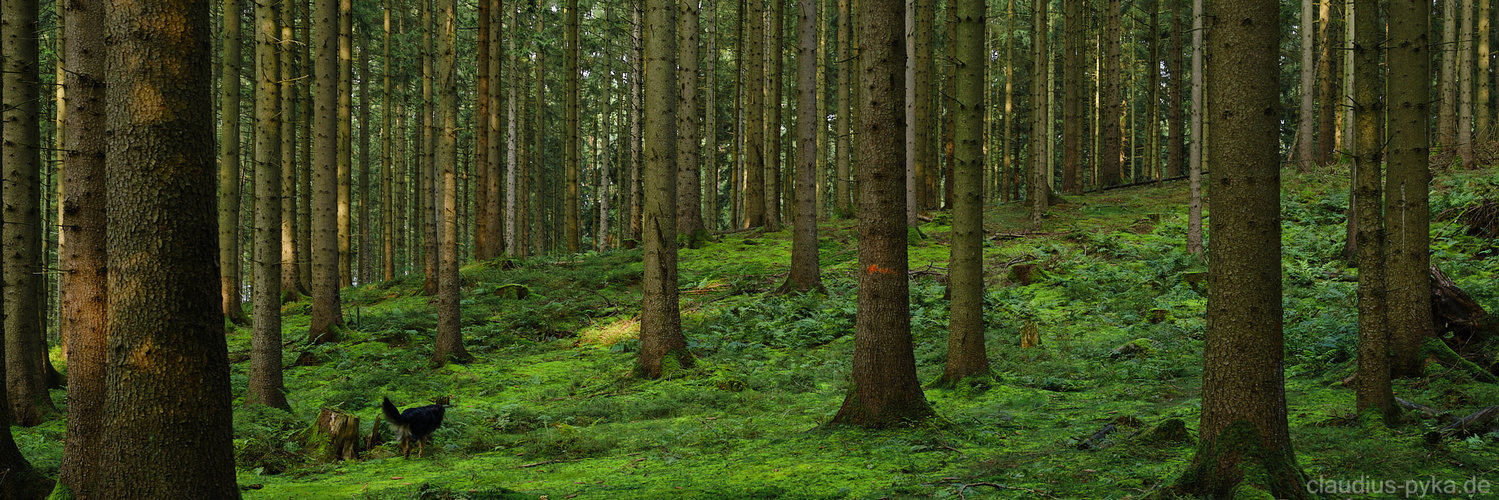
[358,40,372,284]
[743,0,766,229]
[780,0,826,295]
[1062,0,1082,194]
[248,0,290,411]
[220,0,250,325]
[705,0,719,231]
[836,0,853,217]
[1165,0,1185,178]
[475,0,492,259]
[383,1,396,280]
[1352,0,1392,417]
[679,0,708,246]
[434,0,471,365]
[1186,0,1203,255]
[311,0,346,343]
[1029,0,1049,224]
[299,0,314,290]
[1100,0,1122,186]
[282,0,304,302]
[1296,0,1316,171]
[937,0,989,384]
[1439,0,1457,147]
[486,0,504,259]
[1458,0,1475,168]
[767,0,784,231]
[1315,0,1339,164]
[1387,0,1432,379]
[565,0,582,253]
[507,0,521,255]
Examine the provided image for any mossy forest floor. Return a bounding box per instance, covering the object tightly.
[22,165,1499,499]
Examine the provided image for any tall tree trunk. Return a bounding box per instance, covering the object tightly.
[766,0,784,231]
[298,0,315,292]
[779,0,826,295]
[1387,0,1431,379]
[358,41,373,284]
[565,0,582,253]
[1439,0,1457,147]
[486,0,504,258]
[1100,0,1122,186]
[531,4,546,255]
[629,3,644,246]
[911,0,936,215]
[1352,0,1392,417]
[507,0,522,256]
[1296,0,1316,171]
[421,0,439,287]
[99,0,239,492]
[1003,0,1015,202]
[282,0,305,302]
[220,0,250,325]
[3,0,55,427]
[58,0,109,492]
[433,0,471,366]
[475,0,492,259]
[836,0,853,218]
[937,0,989,385]
[1062,0,1082,194]
[1480,0,1492,142]
[599,4,615,251]
[638,0,693,379]
[1186,0,1203,255]
[679,0,708,247]
[383,1,396,280]
[1029,0,1049,224]
[1315,0,1339,164]
[704,0,718,232]
[1458,0,1475,168]
[338,0,354,287]
[1165,0,1185,178]
[830,0,935,428]
[1146,0,1160,181]
[311,0,346,344]
[1173,0,1309,494]
[248,0,290,411]
[743,0,766,229]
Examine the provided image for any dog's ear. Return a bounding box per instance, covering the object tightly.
[434,395,451,406]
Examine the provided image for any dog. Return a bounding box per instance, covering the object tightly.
[382,396,449,458]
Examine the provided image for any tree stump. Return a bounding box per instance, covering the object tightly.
[294,408,363,462]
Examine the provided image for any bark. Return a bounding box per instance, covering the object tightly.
[1458,0,1475,168]
[913,0,935,212]
[3,0,56,427]
[1003,0,1014,202]
[507,0,521,255]
[1295,0,1316,171]
[433,0,471,366]
[779,0,826,295]
[422,0,439,285]
[1315,0,1339,164]
[1351,0,1392,417]
[58,0,109,492]
[487,0,504,258]
[638,0,694,379]
[311,0,346,344]
[766,0,784,231]
[630,3,644,245]
[599,5,616,251]
[743,0,766,229]
[220,0,250,325]
[1165,0,1185,178]
[1186,0,1203,255]
[383,2,396,280]
[358,40,372,283]
[703,0,718,231]
[299,0,314,291]
[1387,0,1431,379]
[99,0,240,492]
[1029,0,1049,224]
[836,0,853,218]
[1438,0,1457,148]
[566,0,582,253]
[679,0,708,247]
[1481,0,1492,142]
[338,0,354,287]
[248,0,291,411]
[1174,0,1309,494]
[1100,0,1122,186]
[936,0,989,385]
[282,0,304,302]
[476,0,492,259]
[1062,0,1083,194]
[829,0,935,428]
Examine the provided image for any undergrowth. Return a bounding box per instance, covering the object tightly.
[18,166,1499,499]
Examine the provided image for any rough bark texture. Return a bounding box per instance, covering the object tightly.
[678,0,708,247]
[1174,0,1309,496]
[281,0,304,302]
[566,0,582,253]
[1100,0,1122,186]
[1351,0,1392,417]
[778,0,826,296]
[3,0,53,427]
[58,0,109,492]
[1315,0,1339,164]
[1165,0,1185,178]
[829,0,935,428]
[220,0,249,325]
[358,40,372,283]
[1028,0,1049,224]
[1387,0,1432,379]
[338,0,354,287]
[249,0,291,411]
[1457,0,1474,168]
[913,0,935,212]
[637,0,693,379]
[1185,0,1203,255]
[835,0,853,218]
[507,0,521,255]
[383,2,396,279]
[936,0,989,385]
[434,0,471,366]
[1295,0,1316,171]
[743,0,766,229]
[475,0,492,259]
[99,0,240,493]
[311,0,346,344]
[486,0,504,259]
[766,0,784,232]
[1439,0,1457,148]
[1062,0,1082,193]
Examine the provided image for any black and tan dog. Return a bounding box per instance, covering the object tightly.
[382,396,449,458]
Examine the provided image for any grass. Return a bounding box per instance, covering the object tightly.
[23,163,1499,499]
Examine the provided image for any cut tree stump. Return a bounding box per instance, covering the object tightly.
[294,408,363,462]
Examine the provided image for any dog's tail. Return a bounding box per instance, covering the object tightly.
[382,396,406,425]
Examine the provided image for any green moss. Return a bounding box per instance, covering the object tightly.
[45,483,74,500]
[1174,420,1311,500]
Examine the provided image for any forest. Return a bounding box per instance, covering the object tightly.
[1,0,1499,497]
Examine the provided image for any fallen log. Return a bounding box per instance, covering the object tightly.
[1437,405,1499,439]
[1076,423,1118,450]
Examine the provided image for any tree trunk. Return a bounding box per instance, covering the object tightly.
[433,0,471,366]
[358,40,372,283]
[565,0,582,253]
[830,0,935,428]
[1351,0,1392,417]
[1480,0,1492,142]
[779,0,826,295]
[99,0,240,492]
[630,3,644,246]
[486,0,504,258]
[1186,0,1203,255]
[1029,0,1049,224]
[58,0,109,491]
[703,0,718,231]
[1315,0,1339,164]
[1458,0,1475,168]
[766,0,784,232]
[1100,0,1122,186]
[599,4,616,251]
[1003,0,1015,202]
[936,0,989,385]
[836,0,853,218]
[249,0,291,411]
[220,0,250,325]
[1387,0,1432,379]
[1165,0,1185,178]
[338,0,354,287]
[383,1,396,280]
[507,0,521,256]
[299,0,315,290]
[679,0,708,247]
[311,0,346,344]
[475,0,492,260]
[913,0,935,212]
[638,0,693,379]
[282,0,305,302]
[1062,0,1083,194]
[743,0,766,229]
[1174,0,1309,494]
[1296,0,1316,171]
[1439,0,1457,147]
